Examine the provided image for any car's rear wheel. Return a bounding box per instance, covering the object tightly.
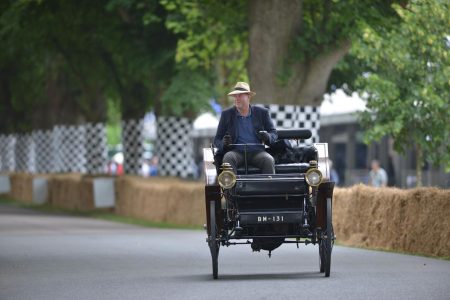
[324,197,333,277]
[209,200,220,279]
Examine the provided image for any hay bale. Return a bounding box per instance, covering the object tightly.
[115,176,205,226]
[48,173,95,210]
[9,173,34,203]
[9,173,50,204]
[334,185,450,257]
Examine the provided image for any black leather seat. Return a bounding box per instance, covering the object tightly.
[236,166,260,175]
[275,163,309,174]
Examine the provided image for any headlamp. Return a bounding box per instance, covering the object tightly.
[305,168,323,187]
[218,163,236,189]
[218,170,236,189]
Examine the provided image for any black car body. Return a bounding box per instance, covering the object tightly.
[204,129,335,279]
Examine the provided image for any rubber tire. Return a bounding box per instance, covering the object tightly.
[319,242,325,273]
[324,197,332,277]
[209,200,219,279]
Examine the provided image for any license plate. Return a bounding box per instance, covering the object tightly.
[240,213,302,224]
[257,215,285,222]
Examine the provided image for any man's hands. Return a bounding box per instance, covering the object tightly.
[258,131,271,144]
[223,131,270,149]
[223,134,232,149]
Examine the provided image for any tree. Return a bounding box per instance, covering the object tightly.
[0,0,115,130]
[159,68,213,118]
[103,0,178,120]
[0,0,179,127]
[161,0,404,106]
[353,0,450,186]
[161,0,248,107]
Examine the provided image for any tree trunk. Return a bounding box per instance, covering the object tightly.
[0,66,16,134]
[416,144,423,187]
[248,0,351,106]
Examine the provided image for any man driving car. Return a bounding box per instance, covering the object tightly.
[214,82,278,174]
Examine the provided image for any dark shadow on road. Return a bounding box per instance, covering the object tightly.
[176,271,325,282]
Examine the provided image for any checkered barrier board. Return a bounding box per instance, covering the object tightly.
[0,123,108,174]
[15,134,35,173]
[262,104,321,144]
[121,119,145,175]
[156,116,195,178]
[85,123,108,174]
[0,135,16,172]
[53,125,88,173]
[33,130,55,173]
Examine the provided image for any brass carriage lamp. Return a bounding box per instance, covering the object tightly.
[218,163,236,189]
[306,160,323,187]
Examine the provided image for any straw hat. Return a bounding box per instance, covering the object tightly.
[227,82,256,96]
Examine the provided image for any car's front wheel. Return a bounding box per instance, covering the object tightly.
[209,200,220,279]
[319,197,333,277]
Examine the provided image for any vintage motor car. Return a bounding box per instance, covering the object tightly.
[203,129,335,279]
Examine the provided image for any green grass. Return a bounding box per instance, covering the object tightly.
[0,195,202,230]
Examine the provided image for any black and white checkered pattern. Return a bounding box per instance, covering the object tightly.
[15,134,35,173]
[85,123,108,174]
[0,134,16,172]
[1,123,109,174]
[53,125,87,173]
[33,130,54,173]
[121,119,145,175]
[262,104,321,144]
[156,116,195,178]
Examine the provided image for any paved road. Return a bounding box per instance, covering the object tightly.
[1,204,449,300]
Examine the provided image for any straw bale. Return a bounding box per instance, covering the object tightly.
[115,178,449,256]
[48,173,95,210]
[115,176,205,226]
[334,185,450,257]
[9,173,34,203]
[10,172,446,257]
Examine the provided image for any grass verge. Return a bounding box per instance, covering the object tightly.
[0,195,202,230]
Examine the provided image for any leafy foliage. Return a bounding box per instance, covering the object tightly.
[293,0,400,60]
[160,68,213,118]
[161,0,406,103]
[161,0,248,104]
[0,0,180,132]
[300,0,405,94]
[354,0,450,174]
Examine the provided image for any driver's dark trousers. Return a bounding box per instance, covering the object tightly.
[223,150,275,174]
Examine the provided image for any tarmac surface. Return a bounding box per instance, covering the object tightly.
[1,204,449,300]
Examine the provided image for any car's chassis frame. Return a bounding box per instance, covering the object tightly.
[203,129,335,279]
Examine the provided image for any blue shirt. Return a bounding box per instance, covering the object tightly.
[235,108,264,153]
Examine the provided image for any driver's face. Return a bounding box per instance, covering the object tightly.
[233,93,250,110]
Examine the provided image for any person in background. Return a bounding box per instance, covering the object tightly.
[329,159,339,185]
[213,81,277,174]
[368,159,388,187]
[141,159,151,177]
[149,156,158,176]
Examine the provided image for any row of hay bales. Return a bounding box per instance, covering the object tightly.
[333,185,450,257]
[8,173,106,210]
[4,173,450,257]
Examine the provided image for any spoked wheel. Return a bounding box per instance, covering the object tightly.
[319,197,333,277]
[209,200,220,279]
